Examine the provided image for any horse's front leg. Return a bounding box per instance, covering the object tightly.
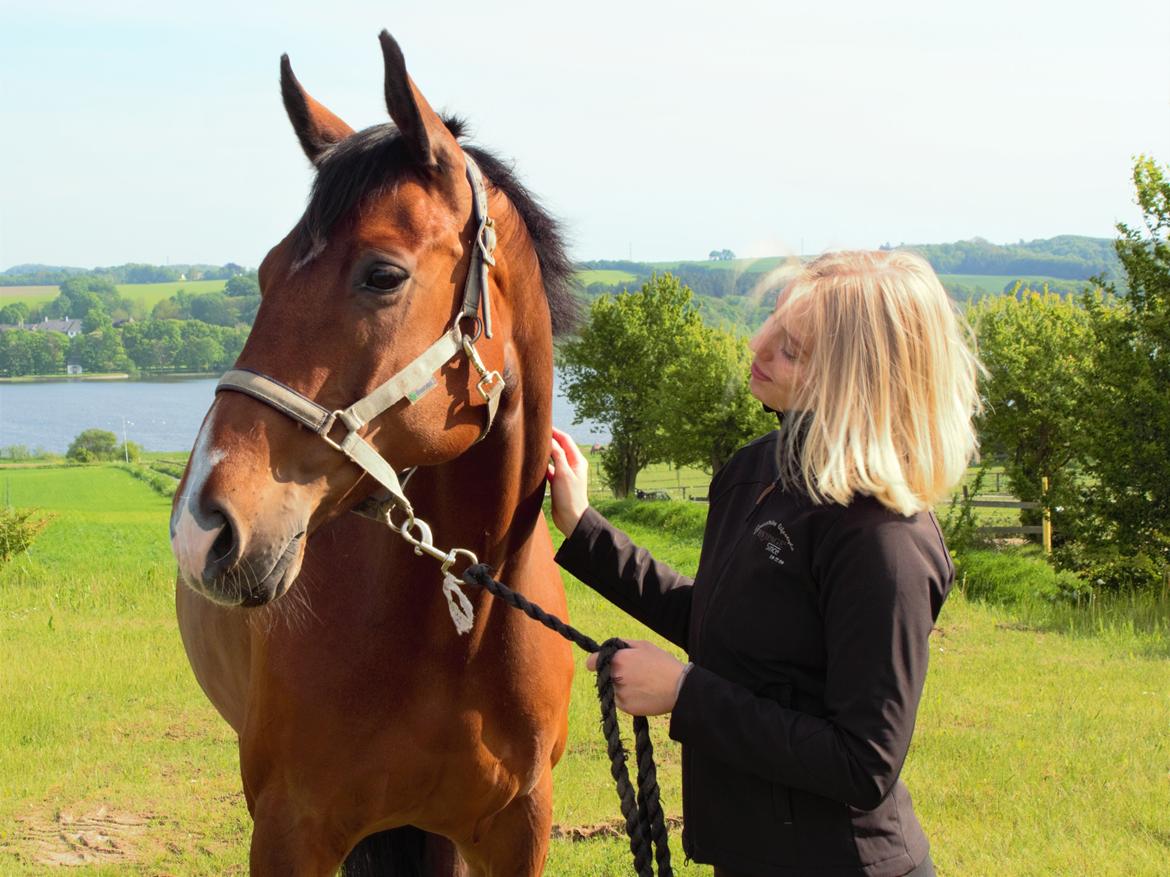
[248,788,350,877]
[457,765,555,877]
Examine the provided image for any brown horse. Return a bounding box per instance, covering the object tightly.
[171,31,578,876]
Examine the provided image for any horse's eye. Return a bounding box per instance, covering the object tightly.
[361,265,408,294]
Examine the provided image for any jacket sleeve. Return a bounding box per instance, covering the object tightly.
[553,506,694,648]
[668,513,949,811]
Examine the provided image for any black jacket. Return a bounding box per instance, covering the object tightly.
[554,432,953,876]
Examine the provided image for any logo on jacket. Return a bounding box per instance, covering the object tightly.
[753,520,794,566]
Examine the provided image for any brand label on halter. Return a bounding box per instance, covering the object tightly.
[406,376,438,404]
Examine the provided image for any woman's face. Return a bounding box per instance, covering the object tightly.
[748,287,812,412]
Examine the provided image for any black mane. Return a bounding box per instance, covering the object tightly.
[294,116,578,335]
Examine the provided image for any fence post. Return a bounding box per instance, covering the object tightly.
[1041,476,1052,555]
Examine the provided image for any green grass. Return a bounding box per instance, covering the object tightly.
[114,279,227,308]
[0,286,58,306]
[0,280,227,311]
[0,464,1166,874]
[576,269,638,286]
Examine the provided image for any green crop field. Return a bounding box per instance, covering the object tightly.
[114,279,227,307]
[576,269,638,286]
[0,280,228,312]
[0,464,1166,874]
[0,286,59,307]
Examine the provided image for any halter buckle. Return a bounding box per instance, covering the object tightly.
[319,410,345,450]
[477,371,504,404]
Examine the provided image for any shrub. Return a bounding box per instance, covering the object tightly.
[940,467,988,555]
[116,463,176,498]
[0,507,52,568]
[66,428,119,462]
[956,547,1093,606]
[592,498,708,542]
[1053,541,1167,593]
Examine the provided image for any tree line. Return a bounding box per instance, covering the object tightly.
[0,274,256,376]
[0,261,247,287]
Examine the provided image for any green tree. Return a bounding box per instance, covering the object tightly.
[666,326,775,473]
[559,274,704,497]
[122,319,184,371]
[225,274,260,297]
[71,328,132,374]
[1077,155,1170,583]
[0,302,30,324]
[177,327,226,371]
[969,287,1099,536]
[0,331,34,376]
[29,331,68,375]
[190,292,236,327]
[67,428,119,462]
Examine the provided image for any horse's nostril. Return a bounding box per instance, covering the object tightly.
[202,509,240,583]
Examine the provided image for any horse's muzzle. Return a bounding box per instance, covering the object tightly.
[172,495,304,606]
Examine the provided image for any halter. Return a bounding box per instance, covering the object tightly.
[215,154,504,523]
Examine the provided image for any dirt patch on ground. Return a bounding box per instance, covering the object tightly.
[8,805,152,867]
[551,816,684,841]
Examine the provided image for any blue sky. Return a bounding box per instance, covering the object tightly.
[2,0,1168,269]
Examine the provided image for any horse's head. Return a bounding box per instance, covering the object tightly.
[170,32,573,607]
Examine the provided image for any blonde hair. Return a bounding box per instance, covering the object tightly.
[776,250,982,516]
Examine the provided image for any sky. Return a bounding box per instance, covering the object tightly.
[2,0,1168,270]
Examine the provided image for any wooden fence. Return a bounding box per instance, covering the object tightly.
[965,476,1054,554]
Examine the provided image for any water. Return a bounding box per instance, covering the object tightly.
[0,371,610,454]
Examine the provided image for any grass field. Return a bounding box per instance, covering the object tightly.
[0,287,58,307]
[576,269,638,286]
[0,280,227,312]
[0,464,1166,874]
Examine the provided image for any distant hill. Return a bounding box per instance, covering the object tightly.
[0,262,249,287]
[894,235,1119,282]
[573,235,1122,329]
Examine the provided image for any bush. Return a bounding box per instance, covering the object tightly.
[116,463,177,498]
[956,548,1093,606]
[66,428,119,462]
[1053,542,1167,593]
[940,467,988,555]
[0,507,52,568]
[592,498,708,542]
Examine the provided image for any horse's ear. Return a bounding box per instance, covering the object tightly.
[280,54,355,165]
[378,31,452,169]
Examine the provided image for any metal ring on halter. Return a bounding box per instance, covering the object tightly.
[459,313,484,343]
[440,547,480,576]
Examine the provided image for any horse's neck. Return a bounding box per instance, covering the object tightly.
[417,292,552,575]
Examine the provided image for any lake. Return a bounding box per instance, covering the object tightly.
[0,372,610,454]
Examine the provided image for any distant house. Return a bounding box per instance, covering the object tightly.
[0,317,84,337]
[66,363,83,375]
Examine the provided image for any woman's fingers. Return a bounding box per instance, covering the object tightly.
[551,427,586,474]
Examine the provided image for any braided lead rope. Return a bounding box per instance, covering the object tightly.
[462,563,673,877]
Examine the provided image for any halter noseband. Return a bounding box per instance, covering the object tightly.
[214,154,505,520]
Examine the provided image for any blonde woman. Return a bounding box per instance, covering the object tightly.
[548,251,980,877]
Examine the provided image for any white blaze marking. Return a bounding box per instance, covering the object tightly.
[171,409,227,583]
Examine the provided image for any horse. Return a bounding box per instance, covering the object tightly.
[170,31,578,876]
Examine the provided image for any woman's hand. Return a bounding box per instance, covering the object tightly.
[585,640,688,716]
[548,427,590,537]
